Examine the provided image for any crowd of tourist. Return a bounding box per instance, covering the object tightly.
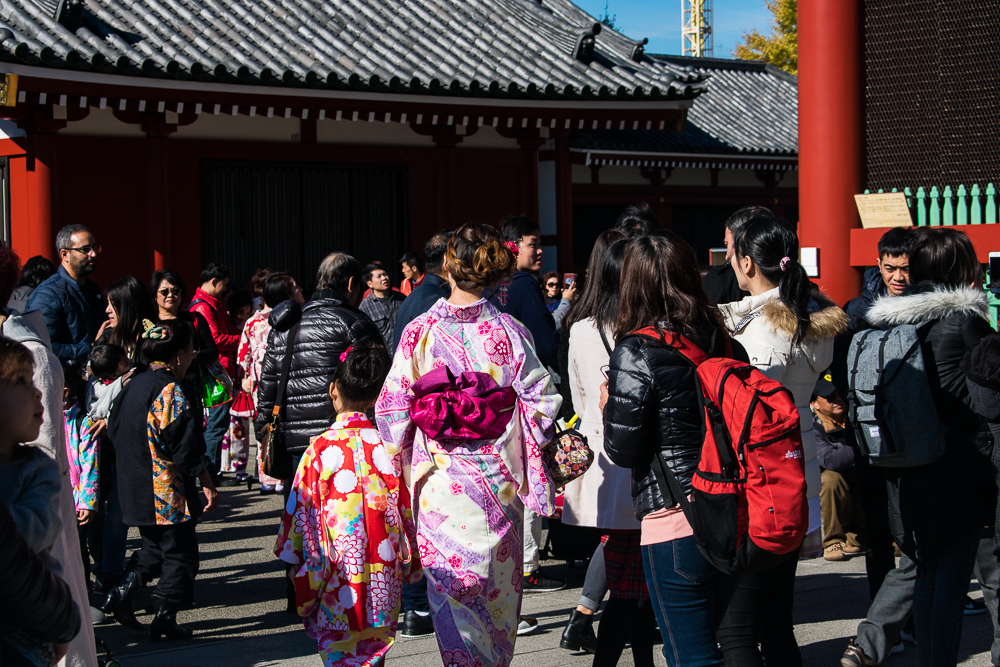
[1,205,999,667]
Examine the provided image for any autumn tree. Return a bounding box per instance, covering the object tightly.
[734,0,797,75]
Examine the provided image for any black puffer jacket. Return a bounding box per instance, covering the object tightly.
[866,282,995,552]
[604,329,744,520]
[255,295,381,455]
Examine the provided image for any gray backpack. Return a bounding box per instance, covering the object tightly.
[847,325,948,467]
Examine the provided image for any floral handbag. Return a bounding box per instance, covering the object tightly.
[543,429,594,488]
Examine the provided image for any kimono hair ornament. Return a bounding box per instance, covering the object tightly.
[505,241,519,257]
[339,347,353,363]
[780,256,792,271]
[141,319,167,340]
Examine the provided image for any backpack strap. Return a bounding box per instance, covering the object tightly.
[189,298,206,309]
[271,324,299,424]
[599,328,614,356]
[631,327,708,366]
[651,449,692,514]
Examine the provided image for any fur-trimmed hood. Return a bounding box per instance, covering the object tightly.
[760,293,849,342]
[722,288,848,342]
[866,283,990,328]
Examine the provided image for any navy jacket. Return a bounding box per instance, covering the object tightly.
[813,415,857,473]
[24,266,103,363]
[497,271,558,367]
[393,273,450,350]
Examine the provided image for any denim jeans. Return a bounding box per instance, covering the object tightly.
[204,403,230,476]
[912,529,981,667]
[402,581,430,612]
[642,537,741,667]
[579,542,608,612]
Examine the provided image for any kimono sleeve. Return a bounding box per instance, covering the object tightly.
[153,383,209,479]
[506,315,562,516]
[374,319,423,486]
[274,446,326,618]
[389,460,422,584]
[74,416,100,511]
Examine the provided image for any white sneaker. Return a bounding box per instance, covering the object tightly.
[275,481,285,493]
[517,616,540,636]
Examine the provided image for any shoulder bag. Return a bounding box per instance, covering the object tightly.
[258,324,298,481]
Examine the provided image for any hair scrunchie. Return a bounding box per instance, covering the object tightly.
[505,241,519,257]
[141,318,167,340]
[340,347,353,363]
[779,256,792,271]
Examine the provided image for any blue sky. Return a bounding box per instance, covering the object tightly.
[575,0,773,58]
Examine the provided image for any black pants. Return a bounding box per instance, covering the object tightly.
[857,459,898,599]
[716,549,802,667]
[133,521,200,604]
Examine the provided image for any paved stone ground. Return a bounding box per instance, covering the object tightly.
[93,484,995,667]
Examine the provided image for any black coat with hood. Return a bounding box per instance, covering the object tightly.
[865,281,995,553]
[961,334,1000,556]
[603,328,746,520]
[254,294,381,456]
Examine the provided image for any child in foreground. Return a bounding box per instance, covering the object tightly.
[0,337,68,665]
[275,341,421,667]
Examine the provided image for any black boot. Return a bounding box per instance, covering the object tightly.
[149,595,192,642]
[559,609,597,653]
[100,558,145,631]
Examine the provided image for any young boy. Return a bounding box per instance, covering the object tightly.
[0,337,65,664]
[275,340,421,667]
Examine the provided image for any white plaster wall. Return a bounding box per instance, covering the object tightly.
[60,107,145,138]
[599,165,651,185]
[664,167,711,186]
[718,169,761,187]
[459,125,519,149]
[538,160,557,235]
[317,119,434,146]
[778,169,799,188]
[175,112,299,142]
[572,163,591,183]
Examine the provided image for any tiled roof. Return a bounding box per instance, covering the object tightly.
[571,55,798,156]
[0,0,708,103]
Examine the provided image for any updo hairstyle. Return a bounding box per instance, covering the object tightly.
[333,339,391,407]
[140,319,194,364]
[445,223,515,290]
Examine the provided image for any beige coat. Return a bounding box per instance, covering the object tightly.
[562,318,640,530]
[719,289,848,532]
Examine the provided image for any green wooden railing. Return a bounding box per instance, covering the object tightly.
[863,184,999,226]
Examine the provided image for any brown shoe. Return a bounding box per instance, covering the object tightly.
[843,543,864,556]
[824,542,847,561]
[841,641,876,666]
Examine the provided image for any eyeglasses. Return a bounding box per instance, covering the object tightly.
[64,244,101,256]
[158,288,182,297]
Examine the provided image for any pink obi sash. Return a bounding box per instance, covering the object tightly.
[409,366,517,442]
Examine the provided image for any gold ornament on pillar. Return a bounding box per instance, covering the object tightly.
[0,74,18,107]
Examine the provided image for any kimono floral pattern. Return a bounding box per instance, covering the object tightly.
[275,412,421,667]
[64,402,99,511]
[375,297,561,667]
[237,308,279,485]
[147,383,193,525]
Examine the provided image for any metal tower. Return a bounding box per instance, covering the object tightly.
[681,0,713,57]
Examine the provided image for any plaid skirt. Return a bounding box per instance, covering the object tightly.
[602,529,649,599]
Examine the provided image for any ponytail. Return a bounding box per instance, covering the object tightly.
[733,217,812,346]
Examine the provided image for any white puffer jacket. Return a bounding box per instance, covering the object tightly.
[719,288,848,532]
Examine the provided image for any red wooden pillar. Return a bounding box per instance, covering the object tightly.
[798,0,863,304]
[554,130,573,274]
[25,131,56,262]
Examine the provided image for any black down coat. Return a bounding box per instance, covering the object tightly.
[604,328,746,520]
[255,295,382,456]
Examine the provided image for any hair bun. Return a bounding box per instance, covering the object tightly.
[447,223,514,290]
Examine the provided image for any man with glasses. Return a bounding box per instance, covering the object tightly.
[25,224,104,363]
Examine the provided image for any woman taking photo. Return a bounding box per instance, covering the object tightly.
[603,232,744,667]
[376,223,561,667]
[102,320,218,641]
[866,228,993,667]
[715,216,847,667]
[236,272,304,493]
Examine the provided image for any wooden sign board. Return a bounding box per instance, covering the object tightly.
[0,74,16,107]
[854,192,913,229]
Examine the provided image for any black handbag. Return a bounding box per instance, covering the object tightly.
[258,324,298,481]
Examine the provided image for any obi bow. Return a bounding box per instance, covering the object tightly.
[409,366,517,442]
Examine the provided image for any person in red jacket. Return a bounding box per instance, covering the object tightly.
[189,263,240,486]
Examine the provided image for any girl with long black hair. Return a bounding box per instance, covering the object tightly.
[716,216,848,667]
[98,277,157,364]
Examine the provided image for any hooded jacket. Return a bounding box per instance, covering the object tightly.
[189,287,239,379]
[866,282,994,550]
[962,334,1000,556]
[719,289,848,531]
[254,295,381,457]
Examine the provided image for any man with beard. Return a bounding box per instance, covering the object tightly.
[25,224,105,363]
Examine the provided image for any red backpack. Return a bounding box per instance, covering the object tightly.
[634,328,809,575]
